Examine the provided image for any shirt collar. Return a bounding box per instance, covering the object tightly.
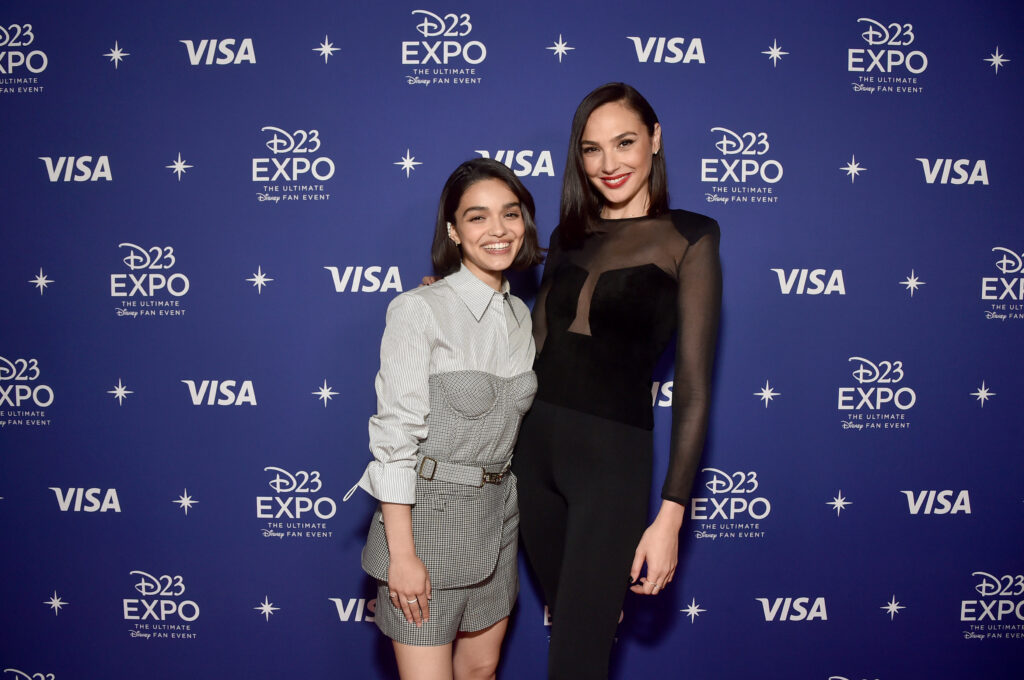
[447,264,517,323]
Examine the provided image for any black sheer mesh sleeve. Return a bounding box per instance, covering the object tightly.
[663,218,721,505]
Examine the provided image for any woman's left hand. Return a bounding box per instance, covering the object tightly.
[629,500,685,595]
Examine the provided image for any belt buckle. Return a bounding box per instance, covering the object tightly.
[481,469,504,485]
[418,457,437,481]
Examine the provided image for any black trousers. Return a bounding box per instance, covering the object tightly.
[513,399,652,680]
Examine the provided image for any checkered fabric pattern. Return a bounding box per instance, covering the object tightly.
[372,473,520,646]
[362,371,536,590]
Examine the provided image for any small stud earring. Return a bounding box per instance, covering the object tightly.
[447,222,459,245]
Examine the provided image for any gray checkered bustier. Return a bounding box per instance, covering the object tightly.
[420,370,538,466]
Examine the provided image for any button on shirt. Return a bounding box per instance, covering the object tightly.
[353,265,535,504]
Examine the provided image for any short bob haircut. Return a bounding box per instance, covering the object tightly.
[432,157,544,278]
[559,82,669,248]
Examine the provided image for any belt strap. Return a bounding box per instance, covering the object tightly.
[417,456,510,487]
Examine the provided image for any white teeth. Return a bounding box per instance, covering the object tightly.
[483,243,510,251]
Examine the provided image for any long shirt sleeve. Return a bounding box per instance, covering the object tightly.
[357,294,433,504]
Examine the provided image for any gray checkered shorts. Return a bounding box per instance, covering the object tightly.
[374,475,518,646]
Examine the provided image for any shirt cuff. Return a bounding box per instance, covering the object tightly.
[356,460,417,504]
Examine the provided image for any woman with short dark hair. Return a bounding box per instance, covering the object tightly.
[352,158,543,679]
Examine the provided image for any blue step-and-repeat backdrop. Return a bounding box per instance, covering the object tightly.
[2,1,1022,678]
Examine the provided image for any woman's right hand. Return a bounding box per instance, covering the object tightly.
[387,553,432,626]
[419,275,438,287]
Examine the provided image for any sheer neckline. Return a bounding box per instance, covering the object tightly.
[596,213,651,223]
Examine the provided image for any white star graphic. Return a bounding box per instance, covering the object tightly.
[754,380,780,408]
[108,379,133,405]
[29,268,54,295]
[547,34,575,63]
[173,489,199,515]
[985,47,1009,74]
[255,596,280,621]
[314,35,340,63]
[761,39,788,67]
[104,41,129,69]
[840,155,866,183]
[45,591,68,615]
[165,153,193,181]
[313,380,338,407]
[899,270,926,297]
[681,598,706,623]
[394,149,422,178]
[881,595,905,620]
[971,381,995,407]
[827,491,852,516]
[247,266,274,294]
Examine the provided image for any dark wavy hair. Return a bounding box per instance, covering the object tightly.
[559,83,669,247]
[432,157,544,278]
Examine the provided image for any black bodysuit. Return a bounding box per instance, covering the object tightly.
[513,209,721,679]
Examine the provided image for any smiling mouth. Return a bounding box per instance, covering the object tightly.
[600,173,630,188]
[482,242,512,253]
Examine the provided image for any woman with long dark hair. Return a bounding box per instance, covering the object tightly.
[513,83,722,679]
[352,157,543,679]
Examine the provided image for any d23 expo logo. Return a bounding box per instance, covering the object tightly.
[253,126,333,203]
[838,357,914,431]
[123,571,199,640]
[961,571,1024,640]
[690,469,769,540]
[0,22,48,96]
[402,10,484,86]
[257,466,336,539]
[110,243,189,318]
[0,356,52,428]
[982,247,1024,320]
[700,127,781,206]
[848,18,926,94]
[3,672,56,680]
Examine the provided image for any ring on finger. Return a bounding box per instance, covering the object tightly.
[407,598,418,603]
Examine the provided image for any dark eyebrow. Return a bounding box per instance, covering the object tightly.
[462,202,521,217]
[580,131,638,146]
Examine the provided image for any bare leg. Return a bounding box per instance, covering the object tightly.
[452,617,509,680]
[393,640,454,680]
